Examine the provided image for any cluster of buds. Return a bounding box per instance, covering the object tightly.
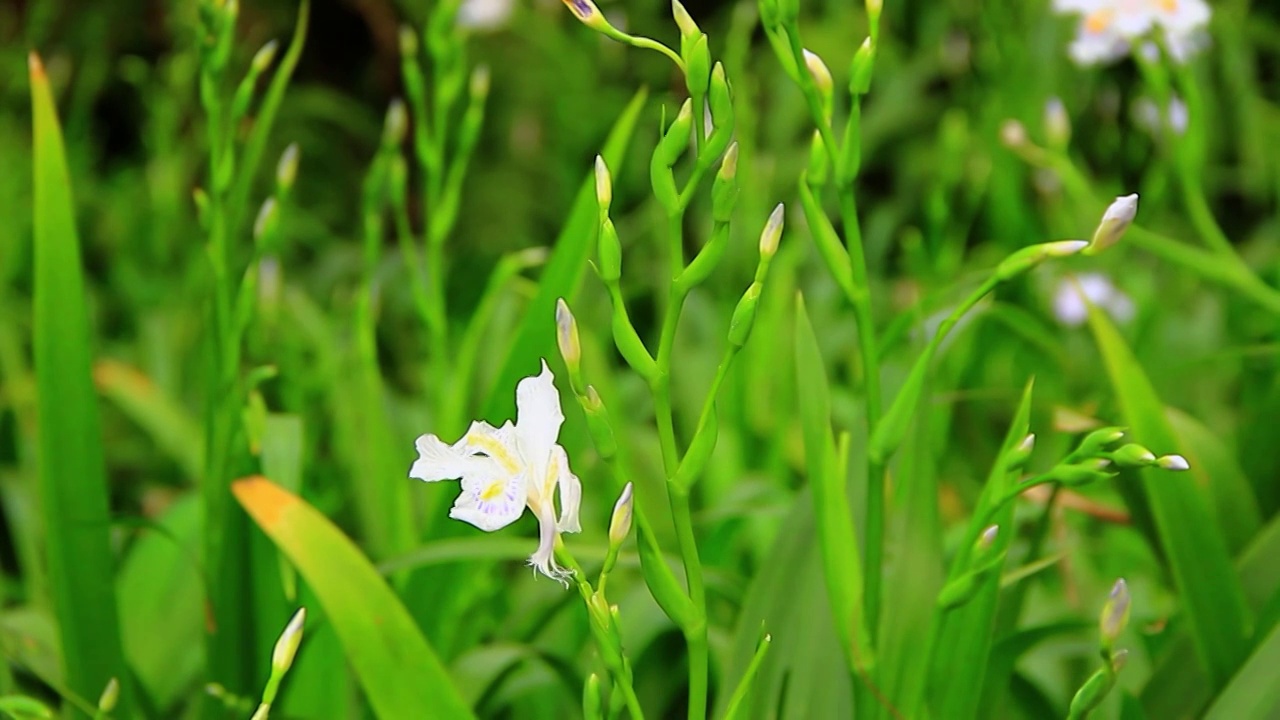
[1068,579,1132,718]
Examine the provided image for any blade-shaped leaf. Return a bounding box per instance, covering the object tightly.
[30,52,131,717]
[233,476,474,719]
[1087,304,1250,688]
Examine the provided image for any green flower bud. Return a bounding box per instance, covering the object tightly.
[1110,443,1156,468]
[803,49,833,117]
[809,129,830,185]
[1067,665,1116,720]
[383,99,408,148]
[711,143,739,223]
[758,203,785,260]
[555,298,582,388]
[672,0,699,40]
[608,483,634,547]
[594,155,612,215]
[98,677,120,713]
[273,608,306,675]
[1157,454,1190,471]
[470,64,491,99]
[1004,433,1035,470]
[937,572,979,610]
[728,283,763,348]
[1044,458,1114,487]
[686,34,712,100]
[598,218,622,284]
[994,240,1088,281]
[254,197,279,244]
[1068,426,1126,462]
[276,143,300,192]
[581,387,618,459]
[975,524,999,554]
[252,39,280,73]
[850,38,875,96]
[704,63,735,160]
[583,674,603,720]
[1083,194,1138,256]
[656,99,694,167]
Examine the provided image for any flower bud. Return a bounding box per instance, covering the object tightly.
[994,240,1088,280]
[999,119,1028,149]
[276,142,300,191]
[383,99,408,147]
[583,674,602,719]
[804,49,833,114]
[1005,433,1035,470]
[1110,443,1156,468]
[711,143,739,223]
[672,0,699,39]
[1071,426,1127,460]
[252,39,279,73]
[1083,194,1138,256]
[704,63,734,159]
[685,34,712,100]
[581,386,618,459]
[759,203,785,259]
[598,218,622,284]
[561,0,611,33]
[555,298,582,381]
[272,607,306,674]
[849,38,875,96]
[655,99,694,167]
[1156,454,1190,471]
[470,64,491,98]
[976,525,999,554]
[98,677,119,713]
[254,197,279,243]
[1044,97,1071,147]
[608,483,634,547]
[1045,458,1114,487]
[1099,578,1131,650]
[728,283,762,348]
[594,155,612,213]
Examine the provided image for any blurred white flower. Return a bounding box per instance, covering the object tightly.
[1053,273,1135,327]
[411,360,581,582]
[1053,0,1211,66]
[458,0,514,31]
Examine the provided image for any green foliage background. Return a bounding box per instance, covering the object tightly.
[3,0,1280,717]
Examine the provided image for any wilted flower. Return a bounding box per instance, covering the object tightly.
[411,360,581,582]
[1053,272,1136,327]
[1053,0,1211,66]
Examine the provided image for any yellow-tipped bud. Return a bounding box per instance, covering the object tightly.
[759,203,785,258]
[803,49,834,98]
[672,0,699,39]
[276,143,300,190]
[594,155,612,211]
[98,677,120,713]
[470,65,491,98]
[252,40,279,73]
[555,298,582,375]
[383,99,408,146]
[608,482,634,546]
[1084,194,1138,256]
[272,607,306,674]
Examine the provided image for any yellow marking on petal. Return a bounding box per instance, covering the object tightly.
[1158,0,1178,11]
[481,479,507,501]
[1085,8,1115,33]
[466,432,521,475]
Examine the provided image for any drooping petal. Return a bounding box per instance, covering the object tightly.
[515,360,565,476]
[551,445,582,533]
[450,472,528,531]
[528,500,569,584]
[410,433,491,482]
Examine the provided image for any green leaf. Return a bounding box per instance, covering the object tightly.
[29,52,130,718]
[482,88,648,422]
[93,359,203,482]
[232,476,475,719]
[928,378,1034,720]
[793,293,868,673]
[1086,303,1250,688]
[1204,621,1280,720]
[1165,407,1260,555]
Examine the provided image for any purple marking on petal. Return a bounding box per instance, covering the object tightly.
[569,0,593,19]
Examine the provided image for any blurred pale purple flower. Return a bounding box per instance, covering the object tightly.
[1053,273,1135,327]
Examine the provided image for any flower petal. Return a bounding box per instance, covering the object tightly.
[528,501,569,584]
[450,472,528,532]
[551,445,582,533]
[410,433,490,482]
[515,359,565,476]
[458,420,522,476]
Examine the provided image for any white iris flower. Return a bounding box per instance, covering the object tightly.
[410,360,582,582]
[1053,0,1210,66]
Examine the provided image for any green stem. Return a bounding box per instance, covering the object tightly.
[669,488,708,720]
